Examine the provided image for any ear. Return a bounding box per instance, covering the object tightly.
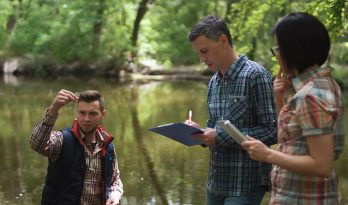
[218,34,229,48]
[102,110,106,118]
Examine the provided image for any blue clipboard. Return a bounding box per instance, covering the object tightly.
[149,123,203,146]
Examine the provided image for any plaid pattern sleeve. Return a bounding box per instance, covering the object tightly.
[29,109,63,161]
[236,67,278,145]
[297,93,338,135]
[206,55,277,196]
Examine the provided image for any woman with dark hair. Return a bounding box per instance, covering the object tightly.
[242,12,345,204]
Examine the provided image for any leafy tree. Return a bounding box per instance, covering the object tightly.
[131,0,155,59]
[0,0,346,74]
[140,0,216,66]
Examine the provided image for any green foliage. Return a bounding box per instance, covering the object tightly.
[140,0,214,66]
[304,0,348,38]
[227,0,286,71]
[0,0,347,74]
[0,0,133,65]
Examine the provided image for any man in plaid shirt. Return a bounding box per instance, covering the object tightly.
[186,15,277,205]
[30,89,123,205]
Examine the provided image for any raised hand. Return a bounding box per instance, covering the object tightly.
[274,67,289,97]
[48,89,79,115]
[274,67,292,113]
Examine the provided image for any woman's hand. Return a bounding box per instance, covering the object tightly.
[242,136,273,162]
[274,67,293,113]
[274,67,291,98]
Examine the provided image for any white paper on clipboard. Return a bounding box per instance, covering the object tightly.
[217,120,246,144]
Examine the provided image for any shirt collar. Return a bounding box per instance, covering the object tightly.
[217,55,248,80]
[292,66,333,92]
[79,129,104,146]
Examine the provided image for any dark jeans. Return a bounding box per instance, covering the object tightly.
[206,186,267,205]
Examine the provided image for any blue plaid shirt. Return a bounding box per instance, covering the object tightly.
[206,55,277,196]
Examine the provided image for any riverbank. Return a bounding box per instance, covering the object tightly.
[0,57,213,83]
[1,58,346,89]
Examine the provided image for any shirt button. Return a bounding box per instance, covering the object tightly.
[215,152,218,155]
[214,170,217,172]
[234,99,237,103]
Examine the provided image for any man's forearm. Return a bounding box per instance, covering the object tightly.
[29,109,57,155]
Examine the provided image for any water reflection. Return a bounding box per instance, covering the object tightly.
[3,74,19,86]
[129,88,167,205]
[0,77,347,205]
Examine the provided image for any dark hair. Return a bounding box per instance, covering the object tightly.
[272,12,330,73]
[188,15,233,47]
[78,90,105,111]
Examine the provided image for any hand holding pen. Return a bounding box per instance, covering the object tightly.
[185,110,200,128]
[185,110,212,147]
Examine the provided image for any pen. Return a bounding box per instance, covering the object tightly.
[189,110,192,125]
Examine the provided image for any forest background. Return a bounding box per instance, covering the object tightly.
[0,0,347,85]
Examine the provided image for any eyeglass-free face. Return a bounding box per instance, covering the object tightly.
[270,46,279,57]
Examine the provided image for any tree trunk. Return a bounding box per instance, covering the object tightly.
[92,0,106,56]
[214,0,218,15]
[6,14,16,33]
[6,0,22,33]
[225,0,239,23]
[131,0,154,60]
[7,0,32,34]
[248,35,257,60]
